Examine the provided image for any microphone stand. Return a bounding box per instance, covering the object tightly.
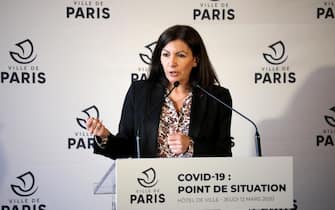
[195,84,262,157]
[136,129,141,159]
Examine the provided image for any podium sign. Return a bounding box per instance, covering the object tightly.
[116,157,293,210]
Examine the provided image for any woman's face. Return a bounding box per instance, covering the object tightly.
[160,39,197,87]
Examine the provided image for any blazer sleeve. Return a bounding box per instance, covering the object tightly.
[93,83,137,159]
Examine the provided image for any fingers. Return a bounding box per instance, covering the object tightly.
[86,117,107,137]
[86,117,96,134]
[167,133,190,155]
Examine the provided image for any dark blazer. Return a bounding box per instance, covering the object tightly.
[94,80,233,159]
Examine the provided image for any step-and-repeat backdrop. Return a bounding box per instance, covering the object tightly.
[0,0,334,209]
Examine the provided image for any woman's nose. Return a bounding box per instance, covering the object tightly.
[168,55,177,66]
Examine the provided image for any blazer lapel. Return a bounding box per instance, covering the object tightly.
[143,83,165,157]
[189,89,207,139]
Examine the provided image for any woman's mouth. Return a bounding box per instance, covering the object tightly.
[168,71,179,77]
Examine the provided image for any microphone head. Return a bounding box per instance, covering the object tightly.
[165,81,180,98]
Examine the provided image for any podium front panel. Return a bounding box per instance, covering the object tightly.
[116,157,293,210]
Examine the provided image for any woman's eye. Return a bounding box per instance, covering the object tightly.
[177,53,186,58]
[162,53,169,57]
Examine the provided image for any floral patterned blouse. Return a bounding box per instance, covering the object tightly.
[157,90,194,158]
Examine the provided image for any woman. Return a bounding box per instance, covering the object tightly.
[87,25,233,159]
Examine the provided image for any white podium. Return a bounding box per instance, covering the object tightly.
[115,157,293,210]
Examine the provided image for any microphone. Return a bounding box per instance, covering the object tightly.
[136,81,180,158]
[192,82,262,157]
[165,81,180,97]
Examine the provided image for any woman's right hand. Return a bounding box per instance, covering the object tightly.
[86,117,110,138]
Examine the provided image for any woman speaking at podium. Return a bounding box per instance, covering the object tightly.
[87,25,233,159]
